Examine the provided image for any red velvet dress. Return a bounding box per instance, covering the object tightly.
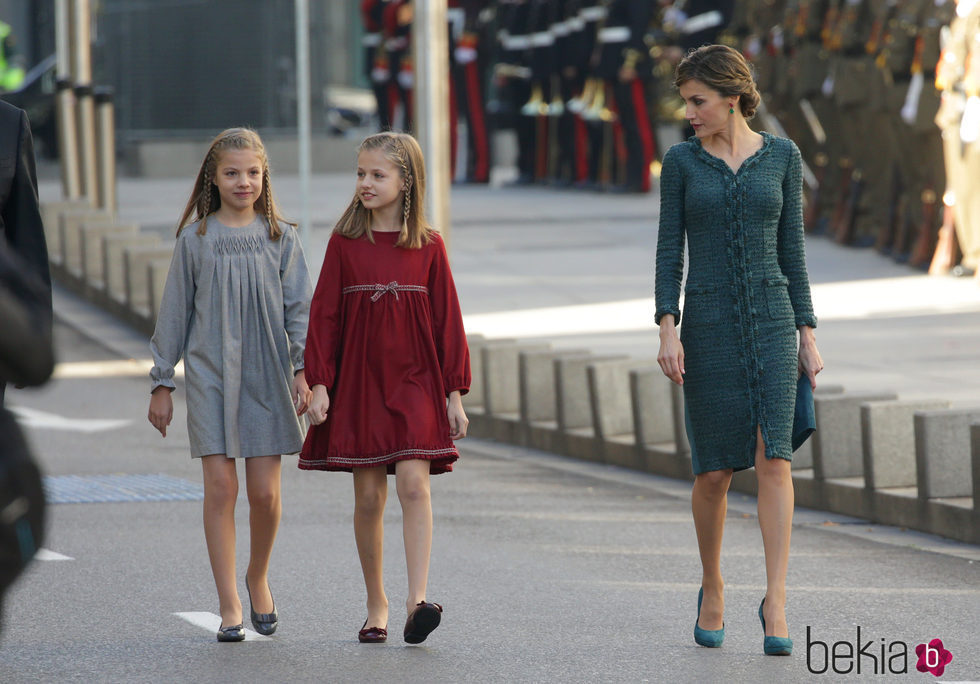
[299,230,470,474]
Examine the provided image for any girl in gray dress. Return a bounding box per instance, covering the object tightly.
[147,128,313,642]
[655,46,824,656]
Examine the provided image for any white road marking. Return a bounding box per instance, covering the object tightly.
[35,548,73,561]
[174,611,271,641]
[52,359,185,379]
[9,406,131,433]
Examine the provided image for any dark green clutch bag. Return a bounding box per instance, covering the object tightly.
[792,375,816,452]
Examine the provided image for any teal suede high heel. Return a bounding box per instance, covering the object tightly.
[694,588,724,647]
[759,597,793,656]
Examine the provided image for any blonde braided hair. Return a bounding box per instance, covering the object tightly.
[334,131,433,249]
[176,127,293,239]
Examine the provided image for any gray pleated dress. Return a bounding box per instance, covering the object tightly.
[149,216,312,459]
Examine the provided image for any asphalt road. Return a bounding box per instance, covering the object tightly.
[2,312,978,683]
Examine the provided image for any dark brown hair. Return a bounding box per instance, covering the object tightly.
[177,127,292,239]
[674,44,761,120]
[334,131,434,249]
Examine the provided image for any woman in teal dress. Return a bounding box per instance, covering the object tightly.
[655,45,824,656]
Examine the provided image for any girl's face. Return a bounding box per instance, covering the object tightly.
[213,148,264,214]
[356,148,405,212]
[679,79,735,139]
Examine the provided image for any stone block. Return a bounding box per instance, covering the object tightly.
[519,349,589,424]
[671,382,690,457]
[481,341,549,416]
[148,258,172,321]
[792,383,845,470]
[462,334,487,409]
[59,208,114,275]
[973,423,980,508]
[629,366,674,447]
[861,399,949,490]
[103,233,160,304]
[555,354,626,432]
[812,391,897,480]
[124,244,175,314]
[80,222,139,287]
[588,358,650,441]
[39,199,90,264]
[914,408,980,499]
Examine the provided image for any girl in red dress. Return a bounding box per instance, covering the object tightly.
[300,132,470,645]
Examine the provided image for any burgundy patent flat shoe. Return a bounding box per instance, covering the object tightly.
[403,601,442,644]
[358,620,388,643]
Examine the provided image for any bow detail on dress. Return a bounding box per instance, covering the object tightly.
[371,281,401,302]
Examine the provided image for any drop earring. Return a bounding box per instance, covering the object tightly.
[729,106,735,115]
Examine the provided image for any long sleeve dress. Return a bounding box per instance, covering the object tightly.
[655,132,817,474]
[149,217,312,459]
[299,230,470,475]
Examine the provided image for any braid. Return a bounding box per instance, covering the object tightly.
[264,163,274,236]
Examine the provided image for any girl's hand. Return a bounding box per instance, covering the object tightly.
[292,369,312,416]
[798,326,823,390]
[657,317,685,385]
[447,390,469,440]
[308,384,330,425]
[148,387,173,437]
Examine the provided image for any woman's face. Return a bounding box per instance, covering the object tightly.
[679,79,735,139]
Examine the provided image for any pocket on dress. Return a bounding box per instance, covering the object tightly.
[764,276,793,321]
[682,285,720,326]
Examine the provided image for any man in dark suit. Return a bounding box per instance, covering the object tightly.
[0,98,51,406]
[0,100,52,634]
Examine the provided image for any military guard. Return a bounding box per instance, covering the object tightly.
[382,0,414,132]
[450,1,493,183]
[495,0,537,183]
[936,0,980,274]
[361,0,393,131]
[595,0,656,192]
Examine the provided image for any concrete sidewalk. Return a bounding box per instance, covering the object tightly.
[39,169,980,407]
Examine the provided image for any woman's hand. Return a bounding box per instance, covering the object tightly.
[798,326,824,390]
[447,390,469,440]
[148,387,173,437]
[292,369,312,416]
[657,316,685,385]
[308,384,330,425]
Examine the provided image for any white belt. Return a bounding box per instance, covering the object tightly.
[552,20,571,37]
[682,11,723,35]
[598,26,631,43]
[386,37,408,51]
[580,6,607,21]
[502,34,532,50]
[531,31,555,47]
[363,33,382,47]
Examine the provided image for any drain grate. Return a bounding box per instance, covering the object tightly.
[44,474,204,504]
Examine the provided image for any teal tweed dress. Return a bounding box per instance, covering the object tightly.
[655,132,817,474]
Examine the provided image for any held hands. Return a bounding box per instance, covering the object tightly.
[147,387,174,437]
[292,369,312,416]
[308,384,330,425]
[798,326,824,390]
[657,316,685,385]
[447,390,469,440]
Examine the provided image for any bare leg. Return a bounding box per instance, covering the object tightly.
[353,466,389,628]
[755,426,793,638]
[201,454,241,628]
[244,455,281,613]
[395,459,432,613]
[691,467,733,630]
